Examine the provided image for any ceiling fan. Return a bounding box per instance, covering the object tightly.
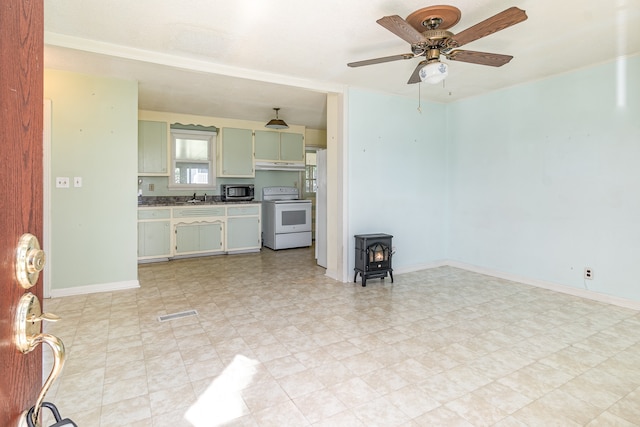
[347,5,528,84]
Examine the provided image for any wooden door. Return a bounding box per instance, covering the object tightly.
[0,0,44,425]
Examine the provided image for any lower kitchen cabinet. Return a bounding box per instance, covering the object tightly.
[227,205,261,252]
[138,221,171,259]
[174,221,223,255]
[227,216,260,252]
[138,208,172,260]
[138,203,261,261]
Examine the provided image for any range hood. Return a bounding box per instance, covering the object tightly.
[255,161,304,171]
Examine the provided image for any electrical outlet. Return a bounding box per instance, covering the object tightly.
[584,267,593,280]
[55,177,70,188]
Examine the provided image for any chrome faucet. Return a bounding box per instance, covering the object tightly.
[187,193,207,203]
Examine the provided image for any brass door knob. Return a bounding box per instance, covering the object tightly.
[16,233,46,288]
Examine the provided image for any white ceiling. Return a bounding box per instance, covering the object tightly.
[44,0,640,130]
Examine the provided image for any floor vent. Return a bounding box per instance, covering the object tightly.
[158,310,198,322]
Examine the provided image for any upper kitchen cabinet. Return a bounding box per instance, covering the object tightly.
[218,127,254,177]
[280,133,305,162]
[254,130,280,160]
[255,131,305,167]
[138,120,168,175]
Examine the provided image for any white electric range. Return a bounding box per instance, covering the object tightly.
[261,186,312,250]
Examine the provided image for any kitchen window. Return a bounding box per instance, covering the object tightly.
[169,127,216,189]
[304,149,317,195]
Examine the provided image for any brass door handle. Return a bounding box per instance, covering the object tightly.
[15,293,66,427]
[15,293,60,353]
[27,312,61,323]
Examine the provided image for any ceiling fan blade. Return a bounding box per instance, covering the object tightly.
[407,60,428,84]
[445,50,513,67]
[347,53,414,68]
[377,15,425,45]
[449,7,527,48]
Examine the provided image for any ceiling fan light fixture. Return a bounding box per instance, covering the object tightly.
[419,61,448,84]
[265,107,289,129]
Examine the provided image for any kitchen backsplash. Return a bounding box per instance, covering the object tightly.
[137,170,301,200]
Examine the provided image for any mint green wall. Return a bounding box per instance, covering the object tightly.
[44,69,138,289]
[347,88,448,270]
[446,56,640,301]
[347,56,640,302]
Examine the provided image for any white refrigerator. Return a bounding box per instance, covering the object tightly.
[315,149,327,268]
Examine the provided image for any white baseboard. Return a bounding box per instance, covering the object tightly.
[49,280,140,298]
[444,260,640,311]
[392,260,449,276]
[325,268,341,282]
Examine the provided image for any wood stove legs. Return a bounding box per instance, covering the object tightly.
[354,269,394,287]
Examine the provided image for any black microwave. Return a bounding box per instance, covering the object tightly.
[221,184,254,201]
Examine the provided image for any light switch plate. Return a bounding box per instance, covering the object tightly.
[74,177,82,187]
[56,177,70,188]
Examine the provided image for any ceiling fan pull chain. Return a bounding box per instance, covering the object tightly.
[417,83,422,113]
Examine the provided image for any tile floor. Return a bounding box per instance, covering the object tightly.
[42,247,640,426]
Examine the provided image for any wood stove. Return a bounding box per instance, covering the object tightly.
[354,233,393,287]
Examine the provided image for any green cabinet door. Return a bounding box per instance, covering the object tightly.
[138,221,171,257]
[254,130,280,160]
[175,222,223,254]
[280,133,304,162]
[138,120,168,174]
[199,222,224,252]
[255,131,304,162]
[227,216,260,251]
[175,223,200,253]
[220,128,254,177]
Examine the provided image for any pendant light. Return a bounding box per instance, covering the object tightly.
[265,107,289,129]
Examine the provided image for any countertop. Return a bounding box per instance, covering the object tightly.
[138,196,260,207]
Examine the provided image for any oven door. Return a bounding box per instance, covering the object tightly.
[274,201,312,234]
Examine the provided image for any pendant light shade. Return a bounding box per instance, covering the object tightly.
[265,107,289,129]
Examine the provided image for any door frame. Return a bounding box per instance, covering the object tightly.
[44,99,52,298]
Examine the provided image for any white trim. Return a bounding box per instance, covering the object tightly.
[338,92,349,283]
[44,32,346,94]
[444,260,640,311]
[43,99,52,298]
[325,268,340,282]
[168,128,216,190]
[48,280,140,298]
[392,260,449,276]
